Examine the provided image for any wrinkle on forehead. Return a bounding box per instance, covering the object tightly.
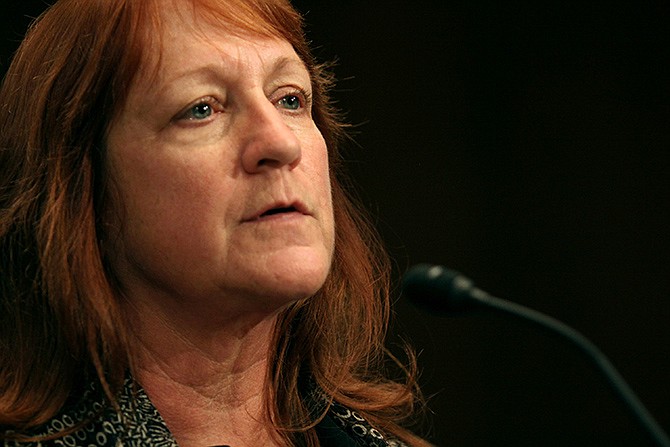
[134,0,298,92]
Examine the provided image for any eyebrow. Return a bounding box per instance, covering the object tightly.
[267,56,309,78]
[159,54,310,90]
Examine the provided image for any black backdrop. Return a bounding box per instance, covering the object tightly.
[2,1,669,446]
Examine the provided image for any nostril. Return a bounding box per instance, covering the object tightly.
[241,131,301,174]
[256,158,282,168]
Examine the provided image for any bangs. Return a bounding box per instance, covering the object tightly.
[190,0,305,42]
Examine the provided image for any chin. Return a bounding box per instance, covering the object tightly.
[274,263,330,300]
[252,251,332,304]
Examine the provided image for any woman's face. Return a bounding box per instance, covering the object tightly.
[105,12,334,316]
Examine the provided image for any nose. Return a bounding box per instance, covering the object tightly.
[240,99,302,174]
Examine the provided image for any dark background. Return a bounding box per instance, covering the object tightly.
[2,1,669,446]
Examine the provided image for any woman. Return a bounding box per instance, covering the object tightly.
[0,0,430,445]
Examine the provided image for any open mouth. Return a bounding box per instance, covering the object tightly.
[243,201,309,222]
[260,206,298,217]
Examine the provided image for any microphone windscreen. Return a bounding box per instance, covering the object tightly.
[401,264,478,312]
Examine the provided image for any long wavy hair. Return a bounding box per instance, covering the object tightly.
[0,0,428,445]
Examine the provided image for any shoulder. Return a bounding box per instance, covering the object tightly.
[2,378,176,447]
[308,384,411,447]
[323,400,411,447]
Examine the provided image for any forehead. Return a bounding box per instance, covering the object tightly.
[135,2,306,85]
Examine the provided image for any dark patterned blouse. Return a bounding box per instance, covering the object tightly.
[2,377,408,447]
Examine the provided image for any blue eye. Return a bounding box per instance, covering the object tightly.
[186,103,213,120]
[277,94,301,111]
[175,97,223,123]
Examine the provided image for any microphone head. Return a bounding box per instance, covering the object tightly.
[401,264,479,313]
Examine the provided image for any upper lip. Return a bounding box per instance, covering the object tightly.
[242,200,310,222]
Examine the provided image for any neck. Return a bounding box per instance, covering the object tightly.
[125,297,284,447]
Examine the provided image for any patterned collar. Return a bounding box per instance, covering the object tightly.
[4,377,407,447]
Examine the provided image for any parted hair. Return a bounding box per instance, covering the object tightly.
[0,0,428,445]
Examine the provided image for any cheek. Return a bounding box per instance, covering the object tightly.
[310,137,336,252]
[302,131,333,210]
[108,148,232,256]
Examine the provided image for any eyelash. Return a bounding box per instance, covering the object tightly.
[174,88,312,125]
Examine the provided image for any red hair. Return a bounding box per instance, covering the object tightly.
[0,0,429,445]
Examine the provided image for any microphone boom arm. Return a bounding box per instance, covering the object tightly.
[473,287,670,447]
[402,264,670,447]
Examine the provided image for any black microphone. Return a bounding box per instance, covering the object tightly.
[402,264,670,447]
